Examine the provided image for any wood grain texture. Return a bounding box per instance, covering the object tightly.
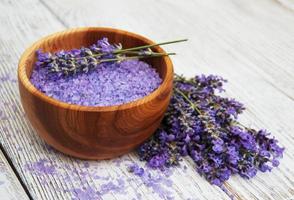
[18,27,173,159]
[0,0,294,199]
[0,150,29,200]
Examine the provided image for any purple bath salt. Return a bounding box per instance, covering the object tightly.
[30,55,162,106]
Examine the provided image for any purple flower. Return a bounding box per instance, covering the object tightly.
[212,144,223,153]
[211,155,223,167]
[272,159,280,167]
[167,134,175,142]
[270,141,285,158]
[148,154,168,168]
[230,126,243,136]
[212,138,224,153]
[219,168,231,181]
[239,131,251,140]
[259,163,272,172]
[181,145,188,156]
[70,49,81,56]
[136,74,284,188]
[159,130,168,142]
[227,146,239,165]
[184,134,191,143]
[128,164,145,177]
[97,37,116,53]
[259,150,271,158]
[211,178,221,186]
[202,164,212,173]
[244,167,257,178]
[191,150,202,162]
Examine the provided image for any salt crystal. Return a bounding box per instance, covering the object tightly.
[30,60,162,106]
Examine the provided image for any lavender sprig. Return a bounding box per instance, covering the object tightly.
[137,74,284,188]
[35,38,186,75]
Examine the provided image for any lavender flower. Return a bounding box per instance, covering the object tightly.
[136,74,284,187]
[35,38,185,76]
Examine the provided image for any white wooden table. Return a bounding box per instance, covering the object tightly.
[1,0,294,199]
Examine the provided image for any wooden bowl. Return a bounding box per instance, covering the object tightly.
[18,27,173,159]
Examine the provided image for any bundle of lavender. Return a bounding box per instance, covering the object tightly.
[133,74,284,189]
[34,38,184,76]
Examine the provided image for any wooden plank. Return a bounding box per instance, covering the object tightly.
[0,0,294,200]
[0,0,67,199]
[276,0,294,11]
[0,148,29,200]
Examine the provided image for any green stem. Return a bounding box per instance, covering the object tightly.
[231,121,247,129]
[117,50,169,56]
[74,39,187,60]
[74,49,176,61]
[174,88,202,114]
[114,39,188,54]
[99,52,176,63]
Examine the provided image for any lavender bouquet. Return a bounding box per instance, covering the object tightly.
[135,74,284,188]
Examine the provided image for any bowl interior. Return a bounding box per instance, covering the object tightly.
[23,28,169,84]
[18,27,173,111]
